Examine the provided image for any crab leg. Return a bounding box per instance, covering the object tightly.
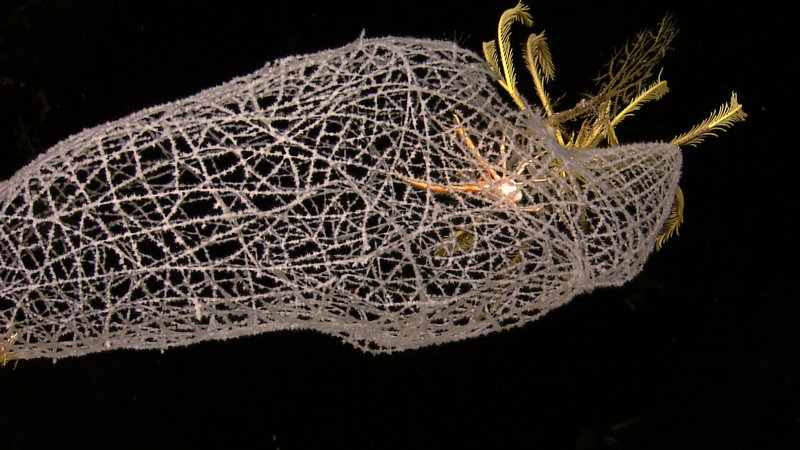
[450,115,501,183]
[393,170,483,194]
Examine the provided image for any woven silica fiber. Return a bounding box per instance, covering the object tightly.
[0,36,681,360]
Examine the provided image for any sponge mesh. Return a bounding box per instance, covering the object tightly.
[0,37,681,359]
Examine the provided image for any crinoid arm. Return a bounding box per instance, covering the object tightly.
[671,93,747,147]
[656,186,685,250]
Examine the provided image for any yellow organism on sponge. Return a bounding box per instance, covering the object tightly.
[0,332,20,369]
[482,1,746,250]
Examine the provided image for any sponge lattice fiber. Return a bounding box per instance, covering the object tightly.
[0,36,681,360]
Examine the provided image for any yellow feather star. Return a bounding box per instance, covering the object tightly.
[480,3,745,250]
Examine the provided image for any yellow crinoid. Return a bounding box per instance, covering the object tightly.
[482,1,746,249]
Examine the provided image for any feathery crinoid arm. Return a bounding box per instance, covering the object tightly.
[656,186,685,251]
[523,31,555,117]
[482,1,532,110]
[671,93,747,147]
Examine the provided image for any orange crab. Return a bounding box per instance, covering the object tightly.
[394,115,544,212]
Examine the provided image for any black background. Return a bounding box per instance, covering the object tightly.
[0,1,795,449]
